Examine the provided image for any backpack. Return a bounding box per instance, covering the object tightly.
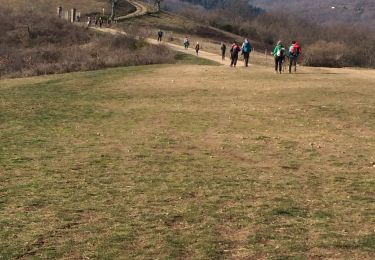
[232,45,240,54]
[243,42,250,53]
[290,45,300,56]
[277,48,285,57]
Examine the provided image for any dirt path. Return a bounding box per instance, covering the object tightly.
[147,39,228,65]
[93,26,228,66]
[94,1,375,76]
[96,1,228,65]
[115,0,149,21]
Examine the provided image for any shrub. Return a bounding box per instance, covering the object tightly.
[302,41,347,67]
[0,10,176,78]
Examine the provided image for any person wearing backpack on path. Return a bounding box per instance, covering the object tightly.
[195,42,200,55]
[183,37,190,49]
[273,41,286,74]
[221,42,226,60]
[157,29,164,42]
[241,38,252,67]
[230,42,241,67]
[288,41,302,73]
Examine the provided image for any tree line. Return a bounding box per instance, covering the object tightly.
[164,0,375,68]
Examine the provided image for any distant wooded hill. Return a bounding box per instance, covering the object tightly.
[178,0,263,15]
[249,0,375,29]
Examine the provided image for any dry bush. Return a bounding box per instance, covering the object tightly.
[0,10,176,78]
[302,41,347,67]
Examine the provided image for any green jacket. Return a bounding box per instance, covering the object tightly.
[273,44,286,57]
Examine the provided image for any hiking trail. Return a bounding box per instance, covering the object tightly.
[91,0,227,65]
[115,0,149,21]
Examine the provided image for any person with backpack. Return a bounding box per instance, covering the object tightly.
[99,17,103,28]
[230,42,241,67]
[221,42,226,60]
[288,41,302,73]
[273,41,286,74]
[241,38,252,67]
[195,42,200,55]
[183,37,190,49]
[86,16,92,28]
[157,30,164,42]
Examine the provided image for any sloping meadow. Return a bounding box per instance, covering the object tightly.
[0,9,175,78]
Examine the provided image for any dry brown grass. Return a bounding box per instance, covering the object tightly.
[0,0,109,15]
[0,9,179,78]
[1,63,374,258]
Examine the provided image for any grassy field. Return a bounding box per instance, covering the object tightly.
[0,62,375,259]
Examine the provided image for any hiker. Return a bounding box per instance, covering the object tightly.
[157,30,164,42]
[99,17,103,28]
[195,42,200,55]
[241,38,252,67]
[273,41,286,74]
[183,37,190,49]
[221,42,226,60]
[288,41,302,73]
[87,17,92,28]
[230,42,241,67]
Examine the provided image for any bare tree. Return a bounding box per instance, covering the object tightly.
[154,0,162,12]
[109,0,119,20]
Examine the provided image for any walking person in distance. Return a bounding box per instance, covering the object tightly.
[288,41,302,73]
[195,42,200,55]
[273,41,286,74]
[230,42,241,68]
[221,42,226,60]
[241,38,252,67]
[157,29,164,42]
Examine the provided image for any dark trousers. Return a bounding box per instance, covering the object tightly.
[158,36,162,42]
[289,56,298,73]
[275,57,284,73]
[222,51,226,60]
[243,52,250,67]
[231,55,238,67]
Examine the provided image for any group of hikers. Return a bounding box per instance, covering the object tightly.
[221,39,302,73]
[273,40,302,73]
[157,30,302,73]
[86,16,106,28]
[183,37,201,56]
[220,38,252,68]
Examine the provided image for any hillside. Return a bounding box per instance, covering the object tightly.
[0,0,134,17]
[0,0,108,14]
[249,0,375,29]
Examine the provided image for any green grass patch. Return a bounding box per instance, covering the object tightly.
[175,52,221,66]
[1,64,375,258]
